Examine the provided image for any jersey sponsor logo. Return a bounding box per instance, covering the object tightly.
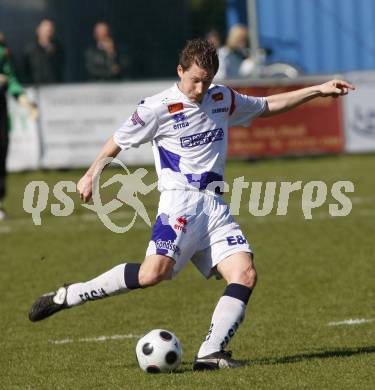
[131,110,145,126]
[180,128,224,148]
[168,102,184,113]
[212,107,229,114]
[174,216,187,233]
[172,112,190,129]
[173,122,189,130]
[172,113,187,122]
[226,235,247,246]
[212,92,224,101]
[155,239,181,255]
[176,216,187,225]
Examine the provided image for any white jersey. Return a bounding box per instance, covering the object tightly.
[113,83,266,193]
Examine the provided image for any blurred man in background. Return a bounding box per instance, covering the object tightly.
[85,21,124,81]
[205,29,222,50]
[0,32,5,46]
[23,18,64,84]
[216,24,255,80]
[0,33,37,220]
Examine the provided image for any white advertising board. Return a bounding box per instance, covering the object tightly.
[38,81,173,168]
[7,91,40,172]
[343,72,375,153]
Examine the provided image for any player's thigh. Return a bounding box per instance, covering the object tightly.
[145,190,205,279]
[191,218,253,279]
[139,254,176,287]
[216,251,257,288]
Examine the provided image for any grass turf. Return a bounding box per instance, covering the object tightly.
[0,154,374,389]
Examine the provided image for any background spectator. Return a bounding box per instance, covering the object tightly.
[85,22,124,81]
[0,32,5,46]
[216,24,255,80]
[205,29,222,50]
[0,34,37,219]
[23,18,64,84]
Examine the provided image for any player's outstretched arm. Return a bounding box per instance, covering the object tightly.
[261,79,355,117]
[77,136,121,203]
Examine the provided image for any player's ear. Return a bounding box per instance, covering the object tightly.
[177,65,184,78]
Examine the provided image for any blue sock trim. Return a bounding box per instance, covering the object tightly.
[223,283,252,305]
[124,263,141,290]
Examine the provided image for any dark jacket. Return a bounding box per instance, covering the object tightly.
[0,44,24,131]
[24,39,64,84]
[85,45,122,81]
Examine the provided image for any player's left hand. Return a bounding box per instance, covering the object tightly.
[318,79,355,97]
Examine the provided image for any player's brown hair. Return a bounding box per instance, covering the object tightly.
[179,38,219,75]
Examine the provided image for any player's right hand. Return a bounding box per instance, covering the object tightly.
[77,174,93,203]
[318,79,355,97]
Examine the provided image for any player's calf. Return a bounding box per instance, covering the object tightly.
[196,252,256,361]
[138,254,175,287]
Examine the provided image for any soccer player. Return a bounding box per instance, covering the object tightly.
[29,39,354,370]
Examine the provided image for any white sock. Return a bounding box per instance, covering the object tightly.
[197,295,246,357]
[66,263,133,307]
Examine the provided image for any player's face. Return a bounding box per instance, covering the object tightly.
[177,63,214,104]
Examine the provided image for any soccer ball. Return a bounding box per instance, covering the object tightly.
[136,329,182,373]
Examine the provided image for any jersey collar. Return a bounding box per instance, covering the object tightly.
[173,82,212,106]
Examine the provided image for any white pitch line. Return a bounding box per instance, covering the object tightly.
[49,333,142,345]
[327,318,375,326]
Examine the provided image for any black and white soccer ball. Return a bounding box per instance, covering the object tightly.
[136,329,182,373]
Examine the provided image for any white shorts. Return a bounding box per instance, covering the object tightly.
[146,190,252,279]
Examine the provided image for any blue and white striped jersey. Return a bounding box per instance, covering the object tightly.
[113,83,266,193]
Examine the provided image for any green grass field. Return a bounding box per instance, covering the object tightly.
[1,154,374,389]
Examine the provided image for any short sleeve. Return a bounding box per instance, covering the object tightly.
[113,104,158,150]
[228,88,266,127]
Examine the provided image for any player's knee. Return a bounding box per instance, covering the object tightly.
[247,267,257,288]
[236,266,257,289]
[233,265,257,289]
[218,253,258,289]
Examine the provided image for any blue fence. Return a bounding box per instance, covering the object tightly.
[257,0,375,74]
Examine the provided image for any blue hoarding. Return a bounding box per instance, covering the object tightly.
[256,0,375,74]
